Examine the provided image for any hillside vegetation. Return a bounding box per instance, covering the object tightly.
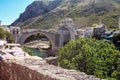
[12,0,120,29]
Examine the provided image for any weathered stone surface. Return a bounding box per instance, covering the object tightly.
[0,56,101,80]
[45,57,58,66]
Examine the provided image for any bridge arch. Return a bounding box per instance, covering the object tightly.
[24,33,49,44]
[18,31,56,50]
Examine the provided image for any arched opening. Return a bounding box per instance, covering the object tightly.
[23,33,53,57]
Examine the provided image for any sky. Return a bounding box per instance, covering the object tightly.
[0,0,35,25]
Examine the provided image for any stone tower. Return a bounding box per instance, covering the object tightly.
[63,18,76,40]
[10,26,21,43]
[56,18,76,46]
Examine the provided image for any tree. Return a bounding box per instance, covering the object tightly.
[0,27,6,39]
[5,31,14,43]
[0,27,14,43]
[57,37,120,79]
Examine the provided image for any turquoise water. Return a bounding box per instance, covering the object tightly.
[28,48,46,57]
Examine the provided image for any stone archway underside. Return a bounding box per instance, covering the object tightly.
[18,31,56,50]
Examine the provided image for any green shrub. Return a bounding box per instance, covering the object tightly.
[0,27,14,42]
[5,31,14,43]
[21,46,32,55]
[0,27,6,39]
[57,37,120,79]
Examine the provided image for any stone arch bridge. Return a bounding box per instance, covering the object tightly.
[11,18,76,54]
[18,30,60,52]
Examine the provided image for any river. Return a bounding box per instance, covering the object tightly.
[24,41,50,57]
[28,47,47,58]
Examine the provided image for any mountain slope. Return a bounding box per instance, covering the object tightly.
[11,1,51,26]
[11,0,120,29]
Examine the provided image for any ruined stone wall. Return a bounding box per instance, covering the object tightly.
[0,56,101,80]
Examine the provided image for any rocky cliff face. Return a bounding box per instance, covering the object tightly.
[11,0,120,28]
[11,0,64,26]
[12,1,49,25]
[11,0,95,26]
[47,0,63,11]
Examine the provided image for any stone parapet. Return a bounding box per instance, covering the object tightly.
[0,56,101,80]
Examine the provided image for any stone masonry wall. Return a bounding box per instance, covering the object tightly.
[0,60,56,80]
[0,56,101,80]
